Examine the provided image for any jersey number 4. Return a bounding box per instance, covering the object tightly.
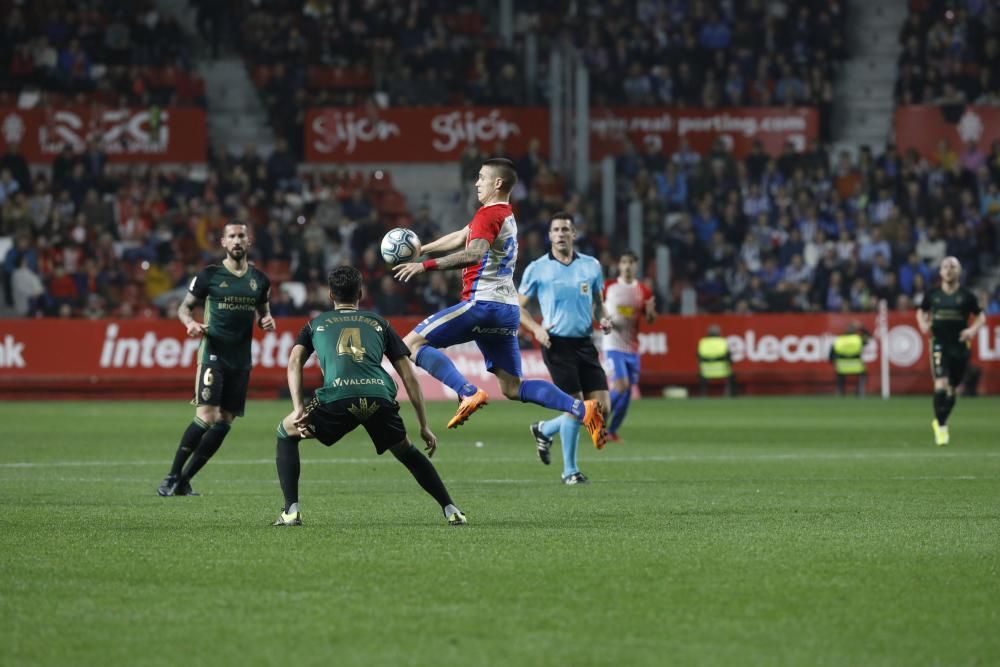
[337,328,366,362]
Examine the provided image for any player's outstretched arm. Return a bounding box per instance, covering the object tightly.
[420,227,470,255]
[178,293,207,337]
[392,356,437,456]
[394,238,490,283]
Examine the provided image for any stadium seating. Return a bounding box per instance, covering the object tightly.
[2,1,998,320]
[895,1,1000,105]
[0,1,206,107]
[231,1,848,153]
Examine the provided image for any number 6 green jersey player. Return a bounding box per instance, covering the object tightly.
[158,222,275,496]
[916,256,986,446]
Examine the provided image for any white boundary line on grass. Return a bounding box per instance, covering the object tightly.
[1,450,999,469]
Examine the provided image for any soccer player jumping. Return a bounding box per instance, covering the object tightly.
[916,256,985,446]
[602,252,656,442]
[393,158,607,448]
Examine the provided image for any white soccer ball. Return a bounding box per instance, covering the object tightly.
[380,228,421,265]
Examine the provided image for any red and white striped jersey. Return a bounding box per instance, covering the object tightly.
[460,203,519,305]
[602,278,653,353]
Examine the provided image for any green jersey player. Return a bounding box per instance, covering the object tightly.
[916,256,986,446]
[158,222,275,496]
[271,266,466,527]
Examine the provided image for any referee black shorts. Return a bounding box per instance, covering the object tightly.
[541,335,608,395]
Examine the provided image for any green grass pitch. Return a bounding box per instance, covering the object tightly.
[1,397,998,666]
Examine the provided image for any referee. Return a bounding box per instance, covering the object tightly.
[519,212,611,484]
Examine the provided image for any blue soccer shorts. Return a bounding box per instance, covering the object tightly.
[413,300,522,377]
[606,350,640,385]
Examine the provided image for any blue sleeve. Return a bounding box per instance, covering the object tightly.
[519,260,539,297]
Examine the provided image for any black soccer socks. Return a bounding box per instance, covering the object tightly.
[392,443,454,508]
[169,418,209,477]
[179,421,232,484]
[275,430,302,512]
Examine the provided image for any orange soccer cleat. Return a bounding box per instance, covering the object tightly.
[581,399,608,449]
[447,388,489,429]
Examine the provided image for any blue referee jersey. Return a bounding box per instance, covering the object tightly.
[519,251,604,337]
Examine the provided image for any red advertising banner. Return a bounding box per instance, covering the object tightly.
[894,105,1000,162]
[305,107,549,162]
[0,107,208,163]
[589,107,818,159]
[2,314,998,398]
[304,106,816,163]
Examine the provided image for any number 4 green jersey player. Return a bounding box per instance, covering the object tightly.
[158,222,275,496]
[916,256,986,446]
[271,266,467,527]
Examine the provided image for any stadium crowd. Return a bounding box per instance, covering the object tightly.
[235,0,847,155]
[0,0,205,108]
[2,0,999,322]
[896,0,1000,106]
[3,130,1000,321]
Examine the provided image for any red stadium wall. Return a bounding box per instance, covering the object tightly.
[894,105,1000,162]
[2,315,998,399]
[304,107,817,162]
[0,107,208,163]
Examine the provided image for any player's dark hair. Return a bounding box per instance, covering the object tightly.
[328,266,363,303]
[222,221,249,235]
[550,211,574,226]
[483,157,518,192]
[620,250,638,262]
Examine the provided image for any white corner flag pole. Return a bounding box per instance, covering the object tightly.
[878,299,890,400]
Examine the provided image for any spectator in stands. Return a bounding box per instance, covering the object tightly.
[654,162,688,212]
[899,253,931,296]
[266,138,299,192]
[824,271,846,311]
[0,169,20,207]
[1,142,32,194]
[10,254,44,316]
[373,274,407,316]
[917,226,948,267]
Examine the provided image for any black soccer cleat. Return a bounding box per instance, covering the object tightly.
[157,475,176,496]
[157,475,199,497]
[562,472,589,485]
[173,480,199,496]
[530,422,553,465]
